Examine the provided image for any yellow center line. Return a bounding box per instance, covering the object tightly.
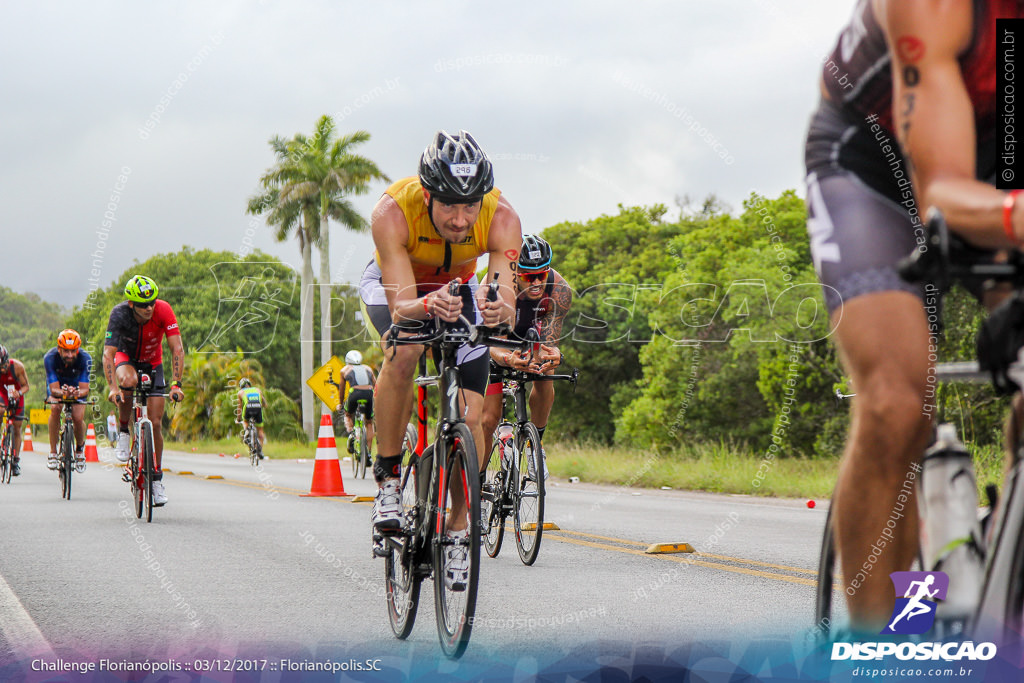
[167,472,818,587]
[548,528,816,576]
[547,535,818,587]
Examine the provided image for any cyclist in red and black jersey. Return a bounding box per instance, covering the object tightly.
[806,0,1024,633]
[102,275,185,506]
[482,236,573,472]
[0,345,30,476]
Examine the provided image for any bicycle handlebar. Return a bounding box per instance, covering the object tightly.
[898,208,1024,290]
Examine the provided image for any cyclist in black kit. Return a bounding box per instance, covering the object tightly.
[805,0,1024,632]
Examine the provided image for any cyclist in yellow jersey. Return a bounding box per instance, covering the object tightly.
[358,130,522,589]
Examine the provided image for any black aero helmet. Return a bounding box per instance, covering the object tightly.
[519,235,552,271]
[418,130,494,203]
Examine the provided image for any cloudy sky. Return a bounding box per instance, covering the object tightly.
[0,1,852,309]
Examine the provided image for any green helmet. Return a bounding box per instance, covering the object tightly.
[124,275,159,303]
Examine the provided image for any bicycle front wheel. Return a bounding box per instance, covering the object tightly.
[385,452,422,639]
[1,425,11,484]
[61,423,74,500]
[141,422,155,523]
[814,502,843,640]
[432,423,480,659]
[482,433,506,558]
[513,423,545,565]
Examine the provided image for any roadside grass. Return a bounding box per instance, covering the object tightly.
[168,434,1008,502]
[545,439,1008,502]
[546,440,839,500]
[167,436,315,460]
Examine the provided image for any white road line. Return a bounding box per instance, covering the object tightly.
[0,570,55,658]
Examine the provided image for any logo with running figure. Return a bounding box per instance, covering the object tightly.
[881,571,949,635]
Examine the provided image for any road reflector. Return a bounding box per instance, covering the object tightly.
[205,475,224,480]
[522,522,560,531]
[177,471,194,475]
[351,496,375,503]
[645,542,695,554]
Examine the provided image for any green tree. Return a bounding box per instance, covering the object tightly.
[252,118,388,436]
[64,248,303,439]
[248,143,318,439]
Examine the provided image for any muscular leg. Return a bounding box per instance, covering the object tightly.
[481,391,503,457]
[114,364,138,427]
[72,404,86,449]
[12,420,23,454]
[48,404,61,453]
[529,375,555,430]
[833,291,932,632]
[147,396,167,470]
[373,339,423,477]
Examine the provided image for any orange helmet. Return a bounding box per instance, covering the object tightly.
[57,329,82,351]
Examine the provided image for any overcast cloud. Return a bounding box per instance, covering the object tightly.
[0,1,851,309]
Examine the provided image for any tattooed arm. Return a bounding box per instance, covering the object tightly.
[534,272,574,370]
[882,0,1018,247]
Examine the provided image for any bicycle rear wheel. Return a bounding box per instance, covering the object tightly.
[433,423,480,659]
[482,434,506,558]
[358,426,369,479]
[60,422,73,500]
[513,423,545,566]
[385,450,422,639]
[141,422,155,523]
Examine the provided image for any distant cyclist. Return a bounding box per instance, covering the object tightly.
[339,350,376,456]
[0,345,29,476]
[103,275,185,506]
[482,235,573,476]
[44,329,92,473]
[236,378,266,455]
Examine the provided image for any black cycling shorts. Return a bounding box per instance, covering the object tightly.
[345,388,374,417]
[244,406,263,426]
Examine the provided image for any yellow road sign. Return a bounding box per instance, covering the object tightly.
[29,408,49,425]
[306,356,345,412]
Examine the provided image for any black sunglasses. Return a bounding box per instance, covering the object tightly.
[134,301,156,309]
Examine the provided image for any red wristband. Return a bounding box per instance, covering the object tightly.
[1004,190,1023,243]
[423,294,431,318]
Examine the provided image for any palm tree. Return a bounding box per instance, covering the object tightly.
[270,117,388,368]
[247,137,319,439]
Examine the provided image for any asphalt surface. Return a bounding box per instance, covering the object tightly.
[0,442,833,676]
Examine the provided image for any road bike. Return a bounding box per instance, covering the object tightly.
[814,210,1024,644]
[482,364,578,565]
[377,281,529,658]
[121,371,159,523]
[47,388,87,500]
[351,399,371,479]
[0,394,15,485]
[240,416,263,466]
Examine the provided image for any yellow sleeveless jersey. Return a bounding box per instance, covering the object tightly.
[376,176,501,289]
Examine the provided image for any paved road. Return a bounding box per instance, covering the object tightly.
[0,444,833,677]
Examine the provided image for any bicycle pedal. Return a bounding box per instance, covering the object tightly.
[121,470,131,483]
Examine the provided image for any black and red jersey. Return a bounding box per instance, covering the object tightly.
[512,271,556,342]
[104,300,180,365]
[823,0,1022,152]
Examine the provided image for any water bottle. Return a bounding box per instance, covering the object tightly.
[918,424,985,621]
[496,424,515,467]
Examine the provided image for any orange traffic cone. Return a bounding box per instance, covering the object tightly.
[22,426,33,453]
[84,423,99,462]
[301,408,350,497]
